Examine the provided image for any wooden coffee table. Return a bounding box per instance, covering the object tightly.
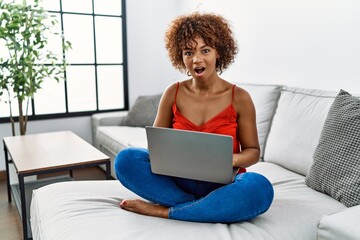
[3,131,111,240]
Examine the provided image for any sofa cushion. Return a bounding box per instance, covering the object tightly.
[31,162,346,240]
[121,94,162,127]
[96,126,147,156]
[237,83,281,161]
[305,90,360,207]
[246,162,346,240]
[263,87,339,176]
[317,205,360,240]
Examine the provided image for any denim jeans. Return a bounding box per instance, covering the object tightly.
[115,147,274,223]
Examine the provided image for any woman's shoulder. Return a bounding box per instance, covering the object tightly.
[163,79,191,95]
[232,84,255,112]
[160,80,187,103]
[232,85,252,101]
[218,81,251,100]
[164,82,178,93]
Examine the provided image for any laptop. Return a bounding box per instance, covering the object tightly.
[145,126,238,184]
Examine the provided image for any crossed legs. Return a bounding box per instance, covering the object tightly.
[115,147,274,223]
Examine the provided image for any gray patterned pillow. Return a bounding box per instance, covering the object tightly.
[121,94,162,127]
[305,90,360,207]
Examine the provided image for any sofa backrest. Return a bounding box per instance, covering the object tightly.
[237,83,282,161]
[263,87,340,176]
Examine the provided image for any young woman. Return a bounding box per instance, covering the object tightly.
[114,12,274,223]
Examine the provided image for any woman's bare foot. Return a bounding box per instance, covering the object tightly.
[120,199,169,219]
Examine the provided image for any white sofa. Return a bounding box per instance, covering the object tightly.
[30,83,360,240]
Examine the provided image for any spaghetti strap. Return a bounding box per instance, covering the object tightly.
[174,82,180,104]
[232,84,236,103]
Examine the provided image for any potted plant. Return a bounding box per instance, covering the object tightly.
[0,0,71,136]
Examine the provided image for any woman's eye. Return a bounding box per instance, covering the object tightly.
[202,49,210,54]
[184,51,192,56]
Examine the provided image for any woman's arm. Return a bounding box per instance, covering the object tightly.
[232,87,260,168]
[153,83,178,128]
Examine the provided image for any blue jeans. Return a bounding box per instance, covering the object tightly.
[114,147,274,223]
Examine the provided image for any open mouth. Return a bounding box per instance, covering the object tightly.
[194,67,205,74]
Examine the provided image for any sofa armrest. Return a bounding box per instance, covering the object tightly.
[91,111,128,146]
[317,205,360,240]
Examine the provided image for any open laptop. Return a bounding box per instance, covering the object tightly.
[145,126,238,184]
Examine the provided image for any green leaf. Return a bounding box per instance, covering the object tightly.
[0,0,72,124]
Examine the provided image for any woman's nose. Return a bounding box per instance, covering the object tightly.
[193,53,203,63]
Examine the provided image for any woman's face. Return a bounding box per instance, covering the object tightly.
[182,37,219,80]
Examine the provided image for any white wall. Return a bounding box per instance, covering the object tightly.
[178,0,360,92]
[125,0,185,105]
[1,0,360,170]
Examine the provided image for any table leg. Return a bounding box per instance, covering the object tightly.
[3,141,11,202]
[19,175,29,240]
[106,161,111,180]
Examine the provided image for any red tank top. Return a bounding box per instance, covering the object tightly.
[171,82,240,154]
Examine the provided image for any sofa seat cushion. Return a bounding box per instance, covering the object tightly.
[247,162,346,240]
[31,162,346,240]
[263,87,339,176]
[96,126,147,156]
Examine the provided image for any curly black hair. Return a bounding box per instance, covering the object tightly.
[165,12,238,74]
